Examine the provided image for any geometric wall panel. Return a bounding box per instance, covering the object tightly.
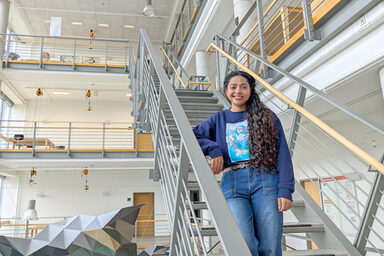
[0,205,143,256]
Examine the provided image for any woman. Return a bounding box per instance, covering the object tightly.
[193,70,294,255]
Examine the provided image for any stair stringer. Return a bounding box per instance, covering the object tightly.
[291,180,361,256]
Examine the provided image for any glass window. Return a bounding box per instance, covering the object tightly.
[0,176,4,216]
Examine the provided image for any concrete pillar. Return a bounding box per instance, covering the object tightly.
[195,50,209,78]
[379,68,384,102]
[233,0,257,45]
[0,0,10,60]
[196,50,210,90]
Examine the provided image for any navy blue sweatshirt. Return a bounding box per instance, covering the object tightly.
[193,109,295,201]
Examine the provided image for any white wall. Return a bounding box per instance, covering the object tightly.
[22,99,133,123]
[1,169,168,236]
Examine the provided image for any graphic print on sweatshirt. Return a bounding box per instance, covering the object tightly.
[226,120,250,162]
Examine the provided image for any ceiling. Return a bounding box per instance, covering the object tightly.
[9,0,180,43]
[3,0,183,103]
[1,69,131,103]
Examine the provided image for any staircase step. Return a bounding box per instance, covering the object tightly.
[175,90,214,97]
[186,201,208,210]
[283,223,324,233]
[166,118,208,126]
[282,249,347,256]
[166,103,223,111]
[165,110,217,119]
[177,96,218,104]
[186,181,200,191]
[191,222,324,237]
[184,200,304,211]
[192,226,217,236]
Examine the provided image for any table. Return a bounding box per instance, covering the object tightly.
[0,135,55,149]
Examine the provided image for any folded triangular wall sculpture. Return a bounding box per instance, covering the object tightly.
[0,205,143,256]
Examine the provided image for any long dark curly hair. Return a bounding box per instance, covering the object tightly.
[224,71,279,173]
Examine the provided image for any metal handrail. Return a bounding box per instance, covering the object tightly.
[135,29,251,255]
[209,35,384,135]
[207,37,384,175]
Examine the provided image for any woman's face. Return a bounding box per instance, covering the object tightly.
[225,75,251,111]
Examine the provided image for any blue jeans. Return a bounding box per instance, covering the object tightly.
[220,167,283,256]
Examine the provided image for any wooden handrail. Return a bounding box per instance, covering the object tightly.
[206,42,384,175]
[160,46,187,89]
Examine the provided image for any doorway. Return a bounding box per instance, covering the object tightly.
[134,192,154,237]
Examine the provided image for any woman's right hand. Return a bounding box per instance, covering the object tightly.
[211,156,224,174]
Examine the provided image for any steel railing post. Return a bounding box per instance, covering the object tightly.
[39,37,45,69]
[302,0,321,41]
[214,35,222,91]
[354,155,384,255]
[67,122,71,158]
[135,129,138,158]
[169,142,190,256]
[288,85,307,156]
[124,41,128,72]
[72,39,76,70]
[152,88,166,180]
[105,41,108,72]
[5,33,11,67]
[255,0,273,78]
[102,123,105,158]
[32,122,37,158]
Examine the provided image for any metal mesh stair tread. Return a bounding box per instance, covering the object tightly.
[282,249,347,256]
[177,96,219,103]
[184,199,305,210]
[192,223,324,236]
[165,103,223,111]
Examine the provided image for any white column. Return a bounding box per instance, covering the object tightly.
[196,50,210,90]
[379,68,384,102]
[0,0,10,59]
[196,50,209,78]
[233,0,257,45]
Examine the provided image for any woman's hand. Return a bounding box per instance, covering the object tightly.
[278,197,292,212]
[211,156,224,175]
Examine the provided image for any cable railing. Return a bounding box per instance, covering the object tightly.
[1,33,131,72]
[232,0,341,64]
[208,33,384,255]
[0,120,154,154]
[134,29,251,256]
[161,43,212,90]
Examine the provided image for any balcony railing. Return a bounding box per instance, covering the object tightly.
[1,33,131,72]
[0,120,154,155]
[232,0,342,66]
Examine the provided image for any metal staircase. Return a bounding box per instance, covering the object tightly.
[131,29,384,256]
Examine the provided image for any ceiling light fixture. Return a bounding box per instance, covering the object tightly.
[126,93,132,97]
[53,91,69,95]
[98,23,109,27]
[124,25,135,29]
[72,22,83,25]
[143,0,155,17]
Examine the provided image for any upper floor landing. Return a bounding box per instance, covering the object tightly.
[1,34,133,74]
